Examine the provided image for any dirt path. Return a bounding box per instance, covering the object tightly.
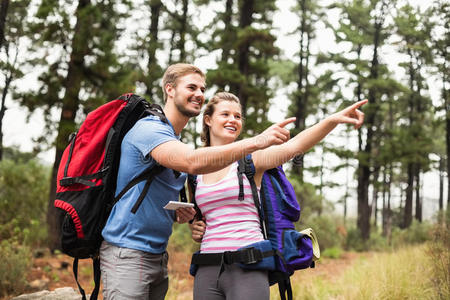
[5,250,362,299]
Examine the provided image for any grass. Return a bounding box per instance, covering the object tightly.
[272,245,437,300]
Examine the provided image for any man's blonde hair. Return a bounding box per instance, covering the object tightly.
[161,63,206,102]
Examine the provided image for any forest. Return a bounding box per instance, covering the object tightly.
[0,0,448,299]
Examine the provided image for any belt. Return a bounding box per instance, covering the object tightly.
[191,247,274,266]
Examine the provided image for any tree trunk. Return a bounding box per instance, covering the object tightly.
[415,168,422,222]
[403,48,418,228]
[0,68,12,161]
[372,167,380,227]
[439,156,444,211]
[403,163,414,228]
[167,0,179,65]
[356,0,387,240]
[445,74,450,208]
[220,0,234,65]
[47,0,92,251]
[145,0,162,101]
[382,166,387,235]
[233,0,254,116]
[178,0,188,61]
[0,0,9,161]
[292,0,310,181]
[0,0,9,49]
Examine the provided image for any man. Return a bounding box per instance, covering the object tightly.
[100,63,294,299]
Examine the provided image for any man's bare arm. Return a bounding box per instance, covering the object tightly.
[151,117,296,174]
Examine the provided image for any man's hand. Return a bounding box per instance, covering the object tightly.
[189,219,206,243]
[175,207,196,224]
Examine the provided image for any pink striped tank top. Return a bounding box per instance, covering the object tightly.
[195,162,264,253]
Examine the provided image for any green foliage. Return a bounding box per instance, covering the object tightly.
[321,246,343,259]
[204,0,279,136]
[299,215,345,251]
[0,239,32,297]
[168,223,200,254]
[0,159,50,246]
[391,220,433,248]
[333,245,436,299]
[345,226,367,251]
[366,230,389,251]
[285,245,437,300]
[289,178,326,217]
[346,220,433,252]
[427,217,450,299]
[20,0,135,149]
[1,146,36,163]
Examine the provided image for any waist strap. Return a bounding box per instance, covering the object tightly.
[191,247,274,266]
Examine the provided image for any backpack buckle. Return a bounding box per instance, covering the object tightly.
[241,247,261,264]
[223,251,233,264]
[60,177,74,186]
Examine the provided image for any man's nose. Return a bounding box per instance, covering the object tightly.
[194,88,204,97]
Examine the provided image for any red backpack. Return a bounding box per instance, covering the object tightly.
[54,93,172,299]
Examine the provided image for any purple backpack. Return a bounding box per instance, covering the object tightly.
[236,155,315,300]
[188,155,316,300]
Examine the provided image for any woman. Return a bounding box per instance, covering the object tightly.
[191,92,366,300]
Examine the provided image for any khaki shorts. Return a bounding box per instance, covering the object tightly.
[99,241,169,300]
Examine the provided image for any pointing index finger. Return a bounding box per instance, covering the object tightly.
[351,99,368,110]
[277,117,296,128]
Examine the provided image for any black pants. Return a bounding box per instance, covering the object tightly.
[194,264,269,300]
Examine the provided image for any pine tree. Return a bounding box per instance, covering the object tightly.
[288,0,324,182]
[394,3,434,227]
[19,0,134,251]
[326,0,402,241]
[428,0,450,208]
[0,0,30,161]
[206,0,279,136]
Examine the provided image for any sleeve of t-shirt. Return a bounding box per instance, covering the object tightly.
[129,116,178,161]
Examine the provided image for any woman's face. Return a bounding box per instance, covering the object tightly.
[205,100,243,145]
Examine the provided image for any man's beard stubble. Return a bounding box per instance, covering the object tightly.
[175,97,202,118]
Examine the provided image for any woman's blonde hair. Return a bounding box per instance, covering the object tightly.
[201,92,243,147]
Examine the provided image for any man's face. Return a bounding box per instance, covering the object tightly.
[167,73,206,118]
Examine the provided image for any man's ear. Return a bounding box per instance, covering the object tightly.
[165,83,174,99]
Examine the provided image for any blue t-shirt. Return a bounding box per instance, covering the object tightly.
[102,115,187,254]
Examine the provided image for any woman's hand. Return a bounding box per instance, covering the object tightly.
[189,219,206,243]
[328,99,368,129]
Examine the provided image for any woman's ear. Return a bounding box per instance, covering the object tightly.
[204,115,212,127]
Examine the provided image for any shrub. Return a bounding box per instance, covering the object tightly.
[298,215,346,251]
[367,230,389,251]
[427,215,450,299]
[345,226,367,251]
[321,246,343,259]
[0,159,50,247]
[0,239,32,297]
[168,222,200,253]
[391,220,433,248]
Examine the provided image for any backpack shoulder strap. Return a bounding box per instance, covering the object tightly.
[187,174,203,221]
[237,154,255,201]
[147,103,168,124]
[237,155,267,238]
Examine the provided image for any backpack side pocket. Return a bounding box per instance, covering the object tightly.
[282,229,314,273]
